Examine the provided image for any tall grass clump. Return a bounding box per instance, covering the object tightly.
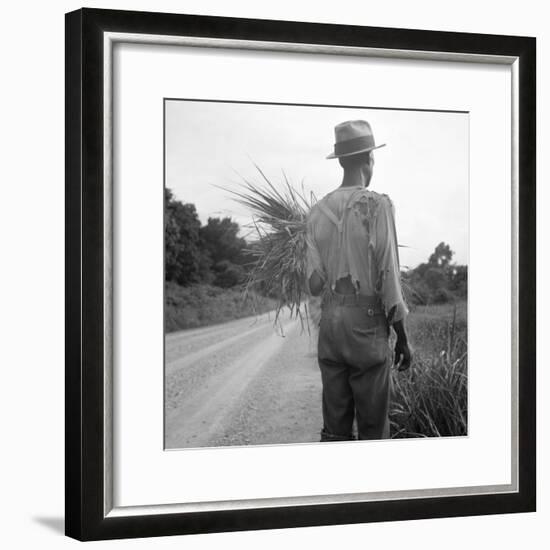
[390,303,468,438]
[223,164,315,330]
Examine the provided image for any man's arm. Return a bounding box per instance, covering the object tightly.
[305,210,326,296]
[374,196,413,371]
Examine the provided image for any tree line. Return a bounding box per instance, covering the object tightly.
[165,188,467,304]
[165,188,251,288]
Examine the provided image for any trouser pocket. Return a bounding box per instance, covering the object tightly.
[346,308,389,370]
[349,326,388,369]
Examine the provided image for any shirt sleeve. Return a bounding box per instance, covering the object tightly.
[373,196,409,323]
[304,210,326,295]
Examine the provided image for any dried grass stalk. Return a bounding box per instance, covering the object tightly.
[222,164,316,331]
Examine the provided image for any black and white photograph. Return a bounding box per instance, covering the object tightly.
[164,99,468,449]
[0,0,543,546]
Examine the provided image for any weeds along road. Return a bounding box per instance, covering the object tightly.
[164,312,322,449]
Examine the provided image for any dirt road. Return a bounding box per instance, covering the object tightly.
[164,312,323,449]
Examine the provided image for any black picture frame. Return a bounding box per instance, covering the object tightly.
[65,7,536,541]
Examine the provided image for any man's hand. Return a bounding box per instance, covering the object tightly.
[307,271,325,297]
[390,316,412,371]
[394,338,412,371]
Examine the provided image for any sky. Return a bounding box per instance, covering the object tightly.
[165,100,469,269]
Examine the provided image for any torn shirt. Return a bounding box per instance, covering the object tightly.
[305,185,408,323]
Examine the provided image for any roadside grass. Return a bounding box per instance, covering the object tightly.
[390,301,468,438]
[165,282,276,333]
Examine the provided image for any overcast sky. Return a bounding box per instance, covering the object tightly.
[165,100,468,269]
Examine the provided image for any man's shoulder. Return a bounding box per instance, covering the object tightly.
[352,189,394,212]
[307,200,321,216]
[364,188,392,201]
[364,190,394,211]
[307,193,339,220]
[307,188,393,220]
[306,201,322,226]
[375,191,394,209]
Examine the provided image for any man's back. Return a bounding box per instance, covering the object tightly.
[306,185,408,323]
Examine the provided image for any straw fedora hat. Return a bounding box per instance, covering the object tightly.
[326,120,386,159]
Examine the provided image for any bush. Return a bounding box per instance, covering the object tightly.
[165,282,276,333]
[432,288,455,304]
[212,261,247,288]
[401,243,467,306]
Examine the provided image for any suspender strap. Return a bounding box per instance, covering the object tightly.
[316,190,365,293]
[317,201,342,231]
[317,189,364,232]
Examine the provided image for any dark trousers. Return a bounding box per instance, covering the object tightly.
[317,295,391,441]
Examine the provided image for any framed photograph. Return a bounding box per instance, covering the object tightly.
[65,7,536,541]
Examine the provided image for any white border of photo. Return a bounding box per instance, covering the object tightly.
[108,36,515,513]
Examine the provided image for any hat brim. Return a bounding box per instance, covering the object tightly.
[326,143,386,160]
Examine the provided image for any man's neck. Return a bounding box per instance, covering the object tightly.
[341,168,371,188]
